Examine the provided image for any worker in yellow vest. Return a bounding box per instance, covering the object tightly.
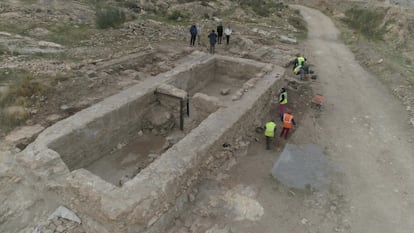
[280,109,296,139]
[293,55,307,80]
[264,120,277,150]
[278,88,287,121]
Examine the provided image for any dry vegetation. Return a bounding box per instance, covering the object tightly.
[0,0,306,136]
[296,0,414,125]
[1,1,414,232]
[1,0,413,138]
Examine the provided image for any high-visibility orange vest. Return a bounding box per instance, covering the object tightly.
[283,113,293,129]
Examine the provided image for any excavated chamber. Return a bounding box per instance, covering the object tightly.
[19,52,285,233]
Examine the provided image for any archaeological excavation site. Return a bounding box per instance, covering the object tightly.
[17,52,286,233]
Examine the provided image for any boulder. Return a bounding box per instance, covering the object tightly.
[38,41,63,49]
[156,84,187,99]
[192,93,221,114]
[47,206,81,224]
[280,35,297,44]
[220,88,230,95]
[5,124,44,148]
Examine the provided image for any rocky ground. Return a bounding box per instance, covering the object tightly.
[1,0,414,233]
[297,0,414,126]
[0,0,303,138]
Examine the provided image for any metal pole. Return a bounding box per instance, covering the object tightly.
[186,94,190,117]
[154,90,186,130]
[180,99,184,131]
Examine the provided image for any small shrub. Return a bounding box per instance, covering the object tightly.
[0,106,30,127]
[200,0,209,7]
[0,73,50,128]
[45,24,92,47]
[0,74,49,107]
[168,10,187,21]
[95,6,126,29]
[288,16,307,32]
[123,1,141,13]
[0,44,21,56]
[342,7,389,41]
[238,0,284,17]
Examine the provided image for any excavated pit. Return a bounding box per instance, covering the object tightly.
[47,53,266,187]
[20,52,285,233]
[85,133,166,186]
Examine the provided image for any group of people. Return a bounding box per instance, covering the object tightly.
[192,24,302,149]
[189,23,233,54]
[263,54,312,149]
[264,88,296,150]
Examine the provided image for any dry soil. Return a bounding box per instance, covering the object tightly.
[166,5,414,233]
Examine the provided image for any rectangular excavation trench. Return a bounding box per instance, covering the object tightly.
[22,52,284,233]
[48,54,266,187]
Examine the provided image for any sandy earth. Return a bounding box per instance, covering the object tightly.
[298,5,414,232]
[2,3,414,233]
[166,5,414,233]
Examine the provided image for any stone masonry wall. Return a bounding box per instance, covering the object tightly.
[63,61,285,233]
[44,54,216,171]
[146,68,285,233]
[168,58,216,95]
[16,53,285,233]
[216,56,265,80]
[49,91,157,170]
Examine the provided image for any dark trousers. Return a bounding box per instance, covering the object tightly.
[266,136,273,150]
[299,68,305,80]
[226,35,230,44]
[296,66,309,80]
[190,35,196,46]
[280,128,290,139]
[218,35,222,44]
[209,44,215,54]
[279,104,286,121]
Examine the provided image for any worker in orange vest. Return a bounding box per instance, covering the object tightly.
[280,109,296,139]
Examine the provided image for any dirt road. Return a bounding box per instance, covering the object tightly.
[296,5,414,233]
[168,5,414,233]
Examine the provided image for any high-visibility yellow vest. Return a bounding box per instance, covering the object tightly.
[298,56,305,66]
[294,65,302,73]
[265,122,276,137]
[279,92,287,104]
[294,56,306,73]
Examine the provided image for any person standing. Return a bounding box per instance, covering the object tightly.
[189,24,197,47]
[264,120,277,150]
[280,110,296,139]
[197,25,202,45]
[208,30,217,54]
[224,26,232,45]
[216,23,223,44]
[278,88,287,121]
